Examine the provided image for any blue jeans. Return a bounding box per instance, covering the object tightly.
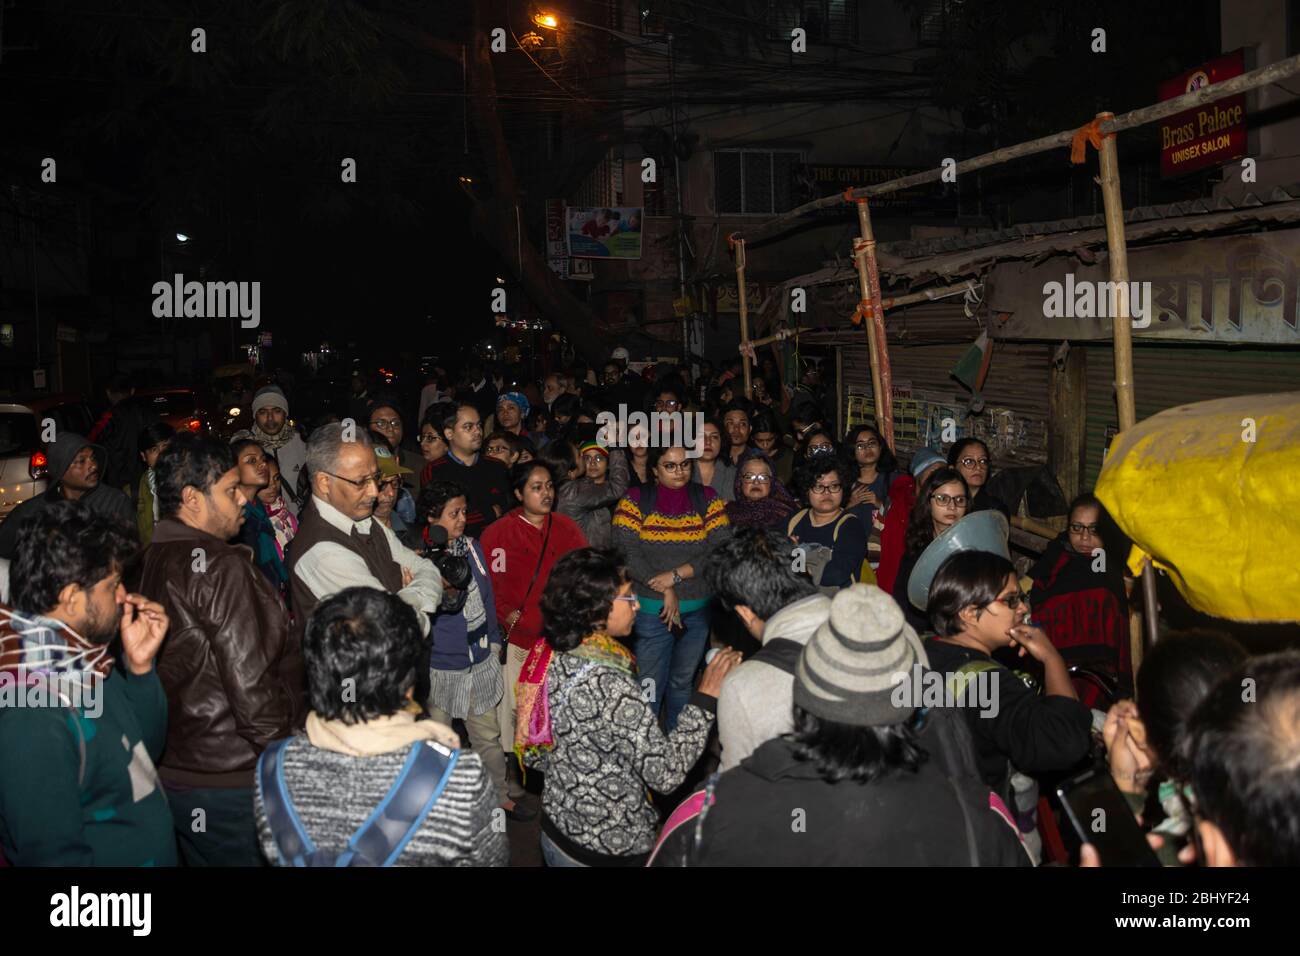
[633,605,712,732]
[540,831,588,868]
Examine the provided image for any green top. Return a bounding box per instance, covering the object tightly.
[0,666,178,866]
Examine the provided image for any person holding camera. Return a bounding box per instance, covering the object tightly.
[416,479,532,821]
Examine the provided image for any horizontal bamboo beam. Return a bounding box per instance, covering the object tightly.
[739,54,1300,246]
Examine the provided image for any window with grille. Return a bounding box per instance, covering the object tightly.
[766,1,859,44]
[917,0,964,46]
[715,149,803,215]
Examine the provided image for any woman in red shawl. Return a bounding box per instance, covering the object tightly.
[1028,493,1132,706]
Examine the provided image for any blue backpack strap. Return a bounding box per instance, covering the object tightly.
[344,740,460,867]
[256,737,317,867]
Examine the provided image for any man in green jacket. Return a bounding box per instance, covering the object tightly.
[0,502,175,866]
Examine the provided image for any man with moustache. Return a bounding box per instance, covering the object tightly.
[288,423,442,636]
[0,504,174,866]
[135,433,302,866]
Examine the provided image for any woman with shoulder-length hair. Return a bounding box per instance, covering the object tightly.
[891,466,969,633]
[612,443,731,732]
[253,587,507,867]
[480,461,588,764]
[947,437,1010,517]
[841,424,899,526]
[517,548,740,867]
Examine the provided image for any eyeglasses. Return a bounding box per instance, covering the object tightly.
[989,591,1030,611]
[487,445,511,455]
[370,418,400,430]
[959,457,991,469]
[806,443,834,455]
[659,460,692,474]
[377,477,402,492]
[1069,522,1100,536]
[811,482,842,494]
[324,470,382,490]
[741,474,772,484]
[931,493,968,507]
[655,399,682,410]
[855,440,881,450]
[582,453,607,463]
[417,433,443,445]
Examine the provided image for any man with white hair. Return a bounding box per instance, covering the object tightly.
[250,385,308,515]
[287,424,442,637]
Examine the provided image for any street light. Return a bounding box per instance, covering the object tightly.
[528,9,696,374]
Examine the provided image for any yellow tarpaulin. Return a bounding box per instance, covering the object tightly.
[1095,391,1300,623]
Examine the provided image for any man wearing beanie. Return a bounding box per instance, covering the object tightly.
[650,584,1029,867]
[250,385,308,516]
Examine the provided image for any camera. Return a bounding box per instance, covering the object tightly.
[423,525,472,615]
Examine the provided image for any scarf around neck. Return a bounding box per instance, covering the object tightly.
[252,422,294,452]
[726,466,798,529]
[514,633,636,767]
[305,709,460,756]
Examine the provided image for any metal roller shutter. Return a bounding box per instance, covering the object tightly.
[840,304,1051,468]
[1084,344,1300,488]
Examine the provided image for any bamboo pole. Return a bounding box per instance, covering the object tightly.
[1095,110,1158,668]
[731,235,753,399]
[852,200,894,448]
[739,53,1300,246]
[739,280,980,352]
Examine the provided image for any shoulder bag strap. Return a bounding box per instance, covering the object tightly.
[256,737,316,867]
[345,740,460,867]
[787,508,808,537]
[945,775,981,867]
[508,515,552,637]
[749,637,804,676]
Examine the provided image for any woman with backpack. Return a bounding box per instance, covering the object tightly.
[787,455,868,589]
[612,443,732,731]
[254,587,507,867]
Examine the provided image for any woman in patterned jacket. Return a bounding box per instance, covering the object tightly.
[518,548,740,867]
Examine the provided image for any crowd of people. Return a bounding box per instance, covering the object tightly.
[0,349,1296,868]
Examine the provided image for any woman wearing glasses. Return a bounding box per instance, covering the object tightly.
[842,425,899,525]
[518,548,741,865]
[1028,493,1132,703]
[892,467,970,632]
[923,550,1092,811]
[368,400,425,485]
[555,439,630,549]
[947,438,1011,517]
[726,449,798,531]
[612,444,731,731]
[787,455,868,588]
[798,427,838,463]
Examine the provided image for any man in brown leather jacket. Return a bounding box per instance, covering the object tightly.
[136,433,303,866]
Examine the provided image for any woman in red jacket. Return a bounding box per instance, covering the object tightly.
[875,448,946,594]
[481,461,588,760]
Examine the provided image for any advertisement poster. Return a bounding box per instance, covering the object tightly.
[567,206,643,259]
[1158,50,1246,178]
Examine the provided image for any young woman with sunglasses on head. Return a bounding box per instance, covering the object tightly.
[923,550,1092,810]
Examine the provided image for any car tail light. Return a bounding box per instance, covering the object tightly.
[30,451,48,481]
[187,418,202,432]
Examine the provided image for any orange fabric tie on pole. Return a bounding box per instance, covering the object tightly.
[1069,118,1110,165]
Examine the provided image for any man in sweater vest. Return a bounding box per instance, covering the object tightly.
[288,423,442,638]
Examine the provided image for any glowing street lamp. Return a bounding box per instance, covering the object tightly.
[532,11,559,30]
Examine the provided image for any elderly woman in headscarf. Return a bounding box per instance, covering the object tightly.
[725,448,798,531]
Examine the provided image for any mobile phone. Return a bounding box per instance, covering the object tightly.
[1056,767,1161,867]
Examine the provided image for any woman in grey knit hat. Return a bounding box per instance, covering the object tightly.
[649,584,1030,867]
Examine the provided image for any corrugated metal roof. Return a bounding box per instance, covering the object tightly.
[778,186,1300,294]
